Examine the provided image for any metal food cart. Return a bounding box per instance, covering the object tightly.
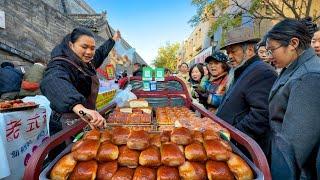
[23,76,271,180]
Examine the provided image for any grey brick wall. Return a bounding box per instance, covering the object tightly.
[0,0,105,67]
[0,0,145,70]
[41,0,95,14]
[0,0,75,66]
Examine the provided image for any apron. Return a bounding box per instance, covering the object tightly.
[49,57,100,133]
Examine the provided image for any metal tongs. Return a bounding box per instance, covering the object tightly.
[72,110,100,142]
[79,110,95,130]
[79,110,107,130]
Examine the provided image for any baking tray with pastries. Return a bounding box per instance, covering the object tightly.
[106,111,152,124]
[156,106,197,125]
[43,127,263,180]
[106,109,153,124]
[106,124,156,132]
[157,124,175,132]
[0,99,39,112]
[106,99,153,125]
[175,116,231,141]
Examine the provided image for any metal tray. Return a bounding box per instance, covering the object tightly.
[105,109,154,125]
[105,124,156,132]
[39,140,263,180]
[231,143,264,180]
[0,104,39,112]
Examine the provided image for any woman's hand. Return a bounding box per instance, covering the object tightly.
[216,85,226,95]
[112,30,121,41]
[73,104,105,129]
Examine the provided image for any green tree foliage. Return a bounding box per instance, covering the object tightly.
[153,42,180,71]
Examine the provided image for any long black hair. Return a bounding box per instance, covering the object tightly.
[265,18,317,50]
[189,63,204,84]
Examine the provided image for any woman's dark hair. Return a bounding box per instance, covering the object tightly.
[164,68,172,74]
[70,27,95,43]
[189,63,204,83]
[180,62,189,68]
[33,56,47,65]
[59,28,95,48]
[199,63,207,69]
[265,18,317,50]
[256,35,267,49]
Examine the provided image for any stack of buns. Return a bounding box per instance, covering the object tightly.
[156,107,196,125]
[175,117,231,140]
[50,127,253,180]
[106,99,152,125]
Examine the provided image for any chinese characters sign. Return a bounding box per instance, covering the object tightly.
[0,108,48,179]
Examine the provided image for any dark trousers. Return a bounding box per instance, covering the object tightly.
[48,112,66,161]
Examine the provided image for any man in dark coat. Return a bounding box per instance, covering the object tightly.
[133,63,142,76]
[215,27,278,155]
[0,62,23,100]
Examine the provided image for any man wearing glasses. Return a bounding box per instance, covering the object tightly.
[215,27,278,156]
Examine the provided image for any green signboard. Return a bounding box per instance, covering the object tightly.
[143,81,150,91]
[142,67,153,81]
[155,68,164,81]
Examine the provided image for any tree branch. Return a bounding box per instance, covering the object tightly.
[282,0,300,19]
[265,1,286,18]
[229,0,269,20]
[306,0,312,17]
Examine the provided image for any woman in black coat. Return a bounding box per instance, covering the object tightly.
[41,28,120,158]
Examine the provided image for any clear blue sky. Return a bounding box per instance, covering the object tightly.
[85,0,197,65]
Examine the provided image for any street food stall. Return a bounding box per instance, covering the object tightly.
[23,76,271,180]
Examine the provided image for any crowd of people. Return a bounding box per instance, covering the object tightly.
[0,58,46,101]
[173,18,320,179]
[1,17,319,179]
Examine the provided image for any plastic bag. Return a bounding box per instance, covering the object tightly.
[114,40,127,56]
[114,41,136,59]
[114,85,137,107]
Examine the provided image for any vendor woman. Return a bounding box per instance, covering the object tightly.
[41,28,120,152]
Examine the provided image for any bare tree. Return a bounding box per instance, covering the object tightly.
[189,0,320,31]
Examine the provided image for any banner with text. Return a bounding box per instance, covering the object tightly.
[0,108,48,179]
[195,46,212,64]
